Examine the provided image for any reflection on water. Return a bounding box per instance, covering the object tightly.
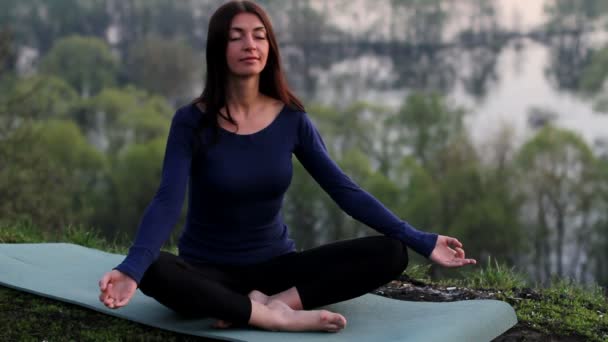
[464,38,608,146]
[278,0,608,148]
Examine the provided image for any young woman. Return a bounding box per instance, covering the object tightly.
[98,0,477,333]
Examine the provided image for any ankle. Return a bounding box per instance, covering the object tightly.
[267,300,291,330]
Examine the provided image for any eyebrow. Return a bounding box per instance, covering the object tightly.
[229,26,266,32]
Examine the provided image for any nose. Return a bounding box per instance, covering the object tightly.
[243,35,256,50]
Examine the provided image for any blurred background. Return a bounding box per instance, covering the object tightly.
[1,0,607,287]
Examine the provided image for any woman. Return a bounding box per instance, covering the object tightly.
[98,0,477,333]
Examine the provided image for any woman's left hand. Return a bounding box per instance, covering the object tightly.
[429,235,477,268]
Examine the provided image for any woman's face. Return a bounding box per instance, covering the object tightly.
[226,12,269,78]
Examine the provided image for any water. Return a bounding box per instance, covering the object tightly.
[286,0,608,149]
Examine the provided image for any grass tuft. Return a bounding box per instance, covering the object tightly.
[459,256,529,290]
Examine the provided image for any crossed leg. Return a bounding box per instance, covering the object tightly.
[213,286,303,328]
[138,251,347,332]
[215,236,409,329]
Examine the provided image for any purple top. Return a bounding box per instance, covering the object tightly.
[115,103,438,284]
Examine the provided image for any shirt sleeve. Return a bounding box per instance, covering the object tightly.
[113,108,194,284]
[293,112,438,258]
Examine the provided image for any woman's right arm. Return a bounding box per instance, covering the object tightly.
[112,108,195,285]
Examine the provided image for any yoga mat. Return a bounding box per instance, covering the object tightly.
[0,243,517,342]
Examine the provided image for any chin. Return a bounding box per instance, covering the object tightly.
[231,68,264,78]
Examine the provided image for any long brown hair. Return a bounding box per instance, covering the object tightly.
[191,0,304,151]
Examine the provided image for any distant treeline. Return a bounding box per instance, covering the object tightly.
[1,1,608,287]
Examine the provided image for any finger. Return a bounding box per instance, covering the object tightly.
[326,323,340,332]
[104,296,115,307]
[452,259,476,267]
[449,237,462,248]
[455,247,465,259]
[115,295,131,307]
[99,273,111,291]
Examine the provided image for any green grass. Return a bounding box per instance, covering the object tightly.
[510,278,607,341]
[1,223,607,341]
[409,257,608,342]
[0,286,219,342]
[437,255,529,290]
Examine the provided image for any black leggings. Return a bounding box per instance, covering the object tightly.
[138,235,409,325]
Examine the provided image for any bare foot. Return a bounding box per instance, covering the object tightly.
[212,290,271,329]
[267,299,347,332]
[248,289,270,304]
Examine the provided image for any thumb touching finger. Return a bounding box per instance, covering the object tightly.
[99,274,110,291]
[456,247,465,258]
[116,295,132,307]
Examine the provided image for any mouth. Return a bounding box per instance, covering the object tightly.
[240,57,259,61]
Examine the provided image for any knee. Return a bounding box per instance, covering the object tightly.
[377,236,409,278]
[139,251,176,296]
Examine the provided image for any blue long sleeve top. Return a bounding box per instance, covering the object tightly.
[114,103,438,284]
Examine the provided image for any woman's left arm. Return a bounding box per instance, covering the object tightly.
[294,112,439,258]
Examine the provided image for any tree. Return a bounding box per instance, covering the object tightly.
[125,36,203,105]
[0,0,110,56]
[388,92,524,277]
[39,35,118,97]
[389,92,466,171]
[283,159,327,249]
[73,85,172,153]
[590,158,608,285]
[543,0,608,92]
[7,75,79,120]
[516,126,598,284]
[0,119,106,232]
[579,45,608,113]
[103,138,167,240]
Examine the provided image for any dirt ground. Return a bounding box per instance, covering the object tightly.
[372,275,588,342]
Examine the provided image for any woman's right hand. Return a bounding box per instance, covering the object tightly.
[98,269,137,309]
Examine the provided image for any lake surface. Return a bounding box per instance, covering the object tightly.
[274,0,608,150]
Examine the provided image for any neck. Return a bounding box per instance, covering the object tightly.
[225,75,262,117]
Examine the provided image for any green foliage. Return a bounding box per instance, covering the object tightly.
[404,263,433,282]
[40,35,118,97]
[390,92,466,168]
[286,102,395,247]
[580,46,608,94]
[283,158,325,249]
[0,119,106,232]
[394,156,441,231]
[455,256,529,290]
[513,279,607,341]
[101,138,167,240]
[591,160,608,283]
[545,0,608,30]
[0,219,45,243]
[516,125,599,282]
[4,75,79,119]
[0,286,206,342]
[37,119,106,170]
[579,45,608,113]
[308,101,384,159]
[0,0,110,54]
[76,86,172,153]
[61,224,113,251]
[125,36,202,103]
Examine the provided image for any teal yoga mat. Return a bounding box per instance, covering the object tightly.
[0,243,517,342]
